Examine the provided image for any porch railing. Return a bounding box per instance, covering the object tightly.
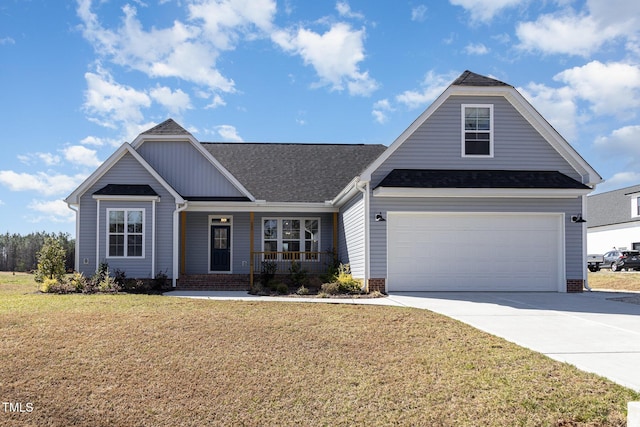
[251,251,335,277]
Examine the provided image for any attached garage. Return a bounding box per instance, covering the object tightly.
[386,212,565,292]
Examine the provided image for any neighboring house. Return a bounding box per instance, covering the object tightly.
[586,184,640,254]
[65,70,601,293]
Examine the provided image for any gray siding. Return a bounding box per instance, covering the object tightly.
[77,152,175,278]
[184,211,334,274]
[372,95,581,186]
[137,140,245,198]
[369,196,585,281]
[338,193,365,279]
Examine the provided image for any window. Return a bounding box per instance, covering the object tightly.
[462,104,493,157]
[262,218,320,261]
[108,209,144,257]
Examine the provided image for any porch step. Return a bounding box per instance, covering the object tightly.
[177,274,250,291]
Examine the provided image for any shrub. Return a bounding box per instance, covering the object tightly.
[320,281,341,295]
[275,283,289,295]
[296,285,310,296]
[69,272,87,292]
[335,263,362,294]
[40,277,58,293]
[260,261,278,287]
[153,270,169,292]
[35,237,67,283]
[289,261,307,287]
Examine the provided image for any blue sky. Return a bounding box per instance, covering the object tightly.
[1,0,639,237]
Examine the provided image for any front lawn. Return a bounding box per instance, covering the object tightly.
[588,270,640,291]
[1,272,638,426]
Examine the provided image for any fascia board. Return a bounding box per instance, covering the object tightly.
[92,195,161,202]
[186,201,339,213]
[65,143,184,205]
[133,133,256,202]
[373,187,593,199]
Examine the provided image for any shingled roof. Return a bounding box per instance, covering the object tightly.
[587,184,640,227]
[202,143,387,202]
[452,70,510,87]
[142,119,192,135]
[377,169,589,190]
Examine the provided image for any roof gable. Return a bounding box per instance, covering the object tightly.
[65,143,183,205]
[142,118,191,135]
[587,184,640,227]
[360,71,601,187]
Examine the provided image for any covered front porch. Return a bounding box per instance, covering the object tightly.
[176,209,339,290]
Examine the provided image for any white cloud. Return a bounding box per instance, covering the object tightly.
[396,70,459,110]
[17,152,61,166]
[83,67,151,128]
[594,125,640,158]
[80,135,121,147]
[463,43,489,55]
[272,22,378,96]
[205,94,226,109]
[62,145,102,168]
[216,125,243,142]
[0,171,87,196]
[554,61,640,118]
[516,0,640,56]
[149,86,192,115]
[372,99,393,124]
[411,5,428,22]
[336,2,364,20]
[0,37,15,45]
[449,0,525,23]
[27,199,76,224]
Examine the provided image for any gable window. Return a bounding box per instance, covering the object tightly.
[108,209,144,257]
[462,104,493,157]
[262,218,320,261]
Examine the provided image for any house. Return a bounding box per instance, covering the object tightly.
[586,184,640,254]
[65,70,601,293]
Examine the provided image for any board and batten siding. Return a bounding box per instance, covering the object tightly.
[338,193,366,279]
[368,196,585,282]
[137,140,245,198]
[76,152,175,278]
[371,95,583,187]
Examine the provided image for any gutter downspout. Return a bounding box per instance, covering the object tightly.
[582,194,592,291]
[356,179,370,291]
[172,202,189,288]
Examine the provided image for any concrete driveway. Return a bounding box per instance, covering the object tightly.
[386,291,640,392]
[166,289,640,391]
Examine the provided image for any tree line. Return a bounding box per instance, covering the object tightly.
[0,232,74,272]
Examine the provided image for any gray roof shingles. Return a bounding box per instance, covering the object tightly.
[93,184,158,196]
[377,169,589,190]
[587,184,640,227]
[202,143,387,202]
[142,119,191,135]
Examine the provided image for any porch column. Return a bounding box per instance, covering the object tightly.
[249,212,255,287]
[333,211,338,257]
[180,211,186,275]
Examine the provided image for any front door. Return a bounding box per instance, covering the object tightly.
[211,225,231,271]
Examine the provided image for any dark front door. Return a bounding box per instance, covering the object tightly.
[211,225,231,271]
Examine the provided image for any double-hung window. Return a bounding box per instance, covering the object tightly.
[108,209,144,257]
[262,218,320,261]
[462,104,493,157]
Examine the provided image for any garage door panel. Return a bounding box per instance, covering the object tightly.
[387,213,563,292]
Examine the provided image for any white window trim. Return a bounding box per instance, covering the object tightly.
[106,208,146,259]
[461,103,494,158]
[208,215,233,273]
[261,217,321,261]
[632,196,640,218]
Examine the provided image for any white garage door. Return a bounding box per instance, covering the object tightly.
[387,212,564,292]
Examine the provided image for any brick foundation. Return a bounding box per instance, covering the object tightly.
[368,278,386,294]
[177,274,250,291]
[566,279,584,293]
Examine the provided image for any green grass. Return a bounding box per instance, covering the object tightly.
[1,272,638,426]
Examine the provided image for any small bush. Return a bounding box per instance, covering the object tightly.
[275,283,289,295]
[320,281,341,295]
[69,272,87,292]
[35,237,67,283]
[289,261,307,287]
[260,261,278,286]
[296,285,310,296]
[40,277,58,293]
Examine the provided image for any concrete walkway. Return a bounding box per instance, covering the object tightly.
[165,289,640,392]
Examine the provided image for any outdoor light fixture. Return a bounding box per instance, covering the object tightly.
[375,213,386,222]
[571,214,586,223]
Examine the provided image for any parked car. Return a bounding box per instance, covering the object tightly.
[587,254,604,272]
[603,250,640,271]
